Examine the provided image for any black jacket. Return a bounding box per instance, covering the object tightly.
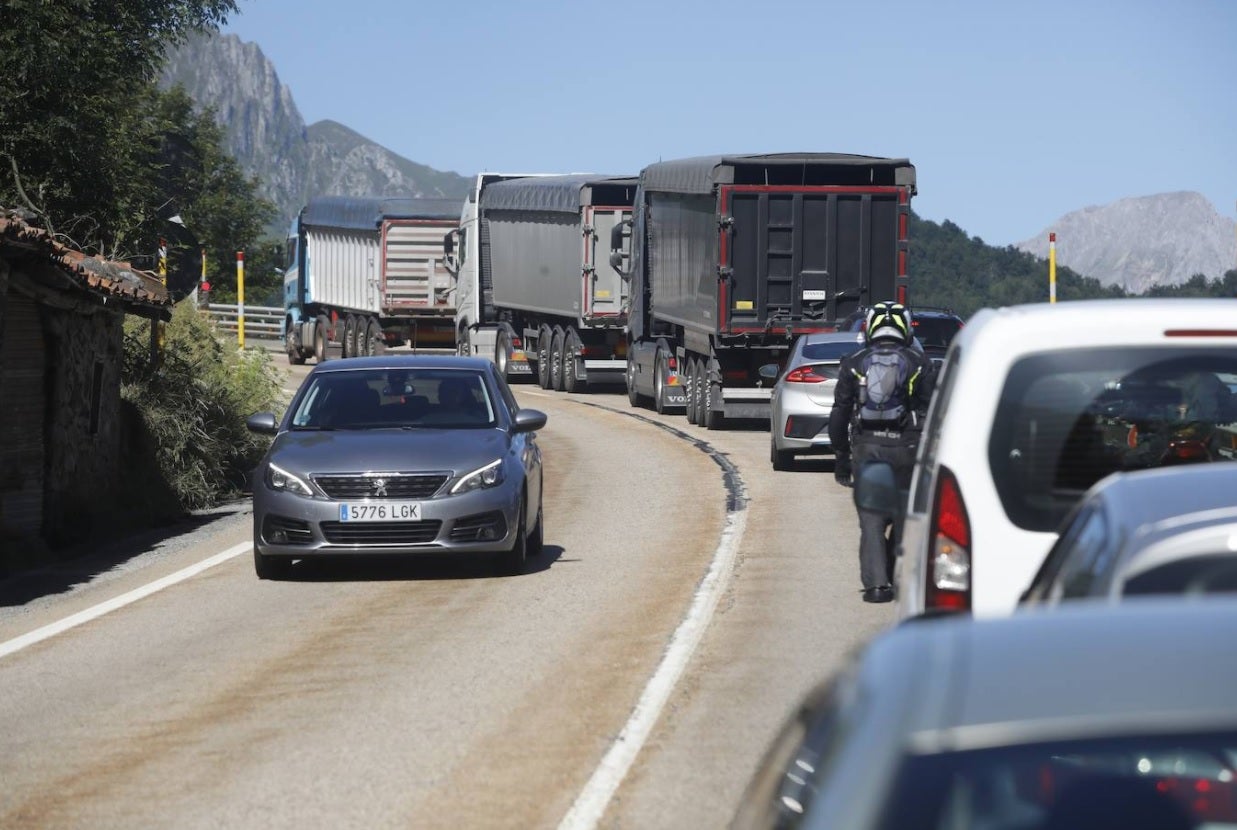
[827,342,936,456]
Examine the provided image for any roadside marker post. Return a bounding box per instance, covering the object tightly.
[1049,232,1057,304]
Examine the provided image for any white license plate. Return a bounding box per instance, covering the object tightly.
[339,502,421,522]
[802,290,828,301]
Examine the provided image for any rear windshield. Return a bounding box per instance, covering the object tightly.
[880,731,1237,830]
[989,348,1237,532]
[802,342,863,361]
[912,317,961,349]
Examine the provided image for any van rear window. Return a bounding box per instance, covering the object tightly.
[988,348,1237,532]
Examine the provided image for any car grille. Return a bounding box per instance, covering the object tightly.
[449,511,507,543]
[262,516,314,546]
[312,473,449,500]
[320,520,443,546]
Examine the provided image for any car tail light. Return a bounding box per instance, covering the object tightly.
[927,466,971,612]
[784,366,827,384]
[1165,439,1210,462]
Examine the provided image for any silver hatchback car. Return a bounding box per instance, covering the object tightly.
[246,355,546,579]
[766,331,867,470]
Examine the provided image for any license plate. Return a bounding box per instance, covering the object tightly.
[339,502,421,522]
[802,290,828,301]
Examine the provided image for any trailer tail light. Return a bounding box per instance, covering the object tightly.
[723,369,749,382]
[784,366,827,384]
[926,466,971,612]
[510,336,523,350]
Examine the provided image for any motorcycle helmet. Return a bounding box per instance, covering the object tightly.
[865,301,913,345]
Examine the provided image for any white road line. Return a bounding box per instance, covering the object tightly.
[558,481,748,829]
[0,541,251,660]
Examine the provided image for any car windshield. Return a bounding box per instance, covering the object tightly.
[880,731,1237,830]
[1124,553,1237,596]
[288,369,497,430]
[801,341,864,361]
[913,317,961,349]
[989,348,1237,532]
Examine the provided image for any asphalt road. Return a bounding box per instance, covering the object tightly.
[0,359,894,829]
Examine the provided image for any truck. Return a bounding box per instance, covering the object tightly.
[282,194,464,364]
[445,173,638,390]
[611,152,917,427]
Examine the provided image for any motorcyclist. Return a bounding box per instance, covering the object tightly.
[828,301,936,603]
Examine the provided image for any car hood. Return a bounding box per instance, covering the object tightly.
[267,428,511,475]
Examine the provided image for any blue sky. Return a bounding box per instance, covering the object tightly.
[222,0,1236,246]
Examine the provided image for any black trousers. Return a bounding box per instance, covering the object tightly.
[853,438,917,590]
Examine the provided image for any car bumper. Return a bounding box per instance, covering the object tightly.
[771,409,834,453]
[252,483,522,557]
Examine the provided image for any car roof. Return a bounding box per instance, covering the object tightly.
[1087,463,1237,533]
[869,599,1237,753]
[307,355,495,374]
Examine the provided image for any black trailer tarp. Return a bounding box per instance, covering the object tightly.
[639,153,916,195]
[302,195,464,230]
[481,174,638,214]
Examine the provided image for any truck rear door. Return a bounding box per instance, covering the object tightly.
[722,186,904,331]
[583,206,631,320]
[381,220,456,314]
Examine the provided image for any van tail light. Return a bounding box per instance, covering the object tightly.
[927,466,971,612]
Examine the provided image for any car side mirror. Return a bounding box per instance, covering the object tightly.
[854,462,903,520]
[758,364,780,381]
[512,409,548,433]
[246,412,279,435]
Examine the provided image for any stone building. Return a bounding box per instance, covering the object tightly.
[0,210,171,566]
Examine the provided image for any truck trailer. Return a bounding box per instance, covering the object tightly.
[612,152,917,427]
[446,173,637,390]
[282,195,463,364]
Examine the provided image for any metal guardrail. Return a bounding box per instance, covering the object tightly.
[205,303,282,341]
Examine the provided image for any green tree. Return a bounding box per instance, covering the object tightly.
[0,0,237,251]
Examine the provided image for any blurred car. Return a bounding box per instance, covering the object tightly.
[246,355,547,579]
[1020,463,1237,607]
[894,298,1237,619]
[765,331,866,470]
[732,599,1237,830]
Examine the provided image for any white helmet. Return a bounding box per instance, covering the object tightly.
[864,301,913,345]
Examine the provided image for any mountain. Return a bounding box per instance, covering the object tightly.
[158,32,471,233]
[1015,192,1237,294]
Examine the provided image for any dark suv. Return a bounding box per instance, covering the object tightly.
[839,305,964,369]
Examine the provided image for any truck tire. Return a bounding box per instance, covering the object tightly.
[654,345,670,414]
[495,329,511,378]
[314,316,330,363]
[365,318,385,356]
[286,322,306,365]
[457,326,471,357]
[684,356,700,425]
[626,352,643,407]
[562,328,585,394]
[550,328,565,391]
[693,360,709,425]
[703,375,725,430]
[536,325,554,389]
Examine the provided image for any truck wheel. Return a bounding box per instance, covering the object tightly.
[366,319,385,356]
[550,328,565,391]
[693,360,709,425]
[654,346,669,414]
[314,316,330,363]
[350,316,365,358]
[341,315,354,358]
[703,376,725,430]
[286,323,306,365]
[562,329,585,394]
[626,352,643,407]
[536,325,553,388]
[684,356,700,424]
[457,327,471,357]
[495,329,511,378]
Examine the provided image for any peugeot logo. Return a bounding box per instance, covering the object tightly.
[372,478,388,497]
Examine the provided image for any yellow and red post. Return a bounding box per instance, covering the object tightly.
[1049,232,1057,304]
[236,250,245,349]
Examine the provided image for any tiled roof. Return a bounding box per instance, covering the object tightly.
[0,209,172,315]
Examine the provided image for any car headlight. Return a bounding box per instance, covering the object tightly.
[450,458,505,494]
[266,462,314,496]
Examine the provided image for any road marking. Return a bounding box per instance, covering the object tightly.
[558,405,748,830]
[0,541,251,660]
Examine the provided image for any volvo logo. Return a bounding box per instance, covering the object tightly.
[371,478,388,497]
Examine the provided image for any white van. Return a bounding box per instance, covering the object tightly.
[896,298,1237,619]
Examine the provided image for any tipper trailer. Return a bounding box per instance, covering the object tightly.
[446,173,637,390]
[612,152,917,427]
[283,195,463,364]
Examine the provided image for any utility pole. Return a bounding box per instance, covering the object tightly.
[150,236,168,364]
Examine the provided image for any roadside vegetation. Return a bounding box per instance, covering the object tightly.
[122,303,284,516]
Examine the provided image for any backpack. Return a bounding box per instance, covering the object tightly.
[856,345,914,429]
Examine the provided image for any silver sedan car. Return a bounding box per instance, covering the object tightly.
[246,355,546,579]
[1021,462,1237,607]
[766,331,867,471]
[733,599,1237,829]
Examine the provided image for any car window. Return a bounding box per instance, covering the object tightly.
[800,341,863,361]
[289,369,496,429]
[1123,553,1237,596]
[1024,502,1099,604]
[912,317,961,350]
[1051,504,1116,600]
[911,342,962,514]
[988,348,1237,532]
[878,731,1237,830]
